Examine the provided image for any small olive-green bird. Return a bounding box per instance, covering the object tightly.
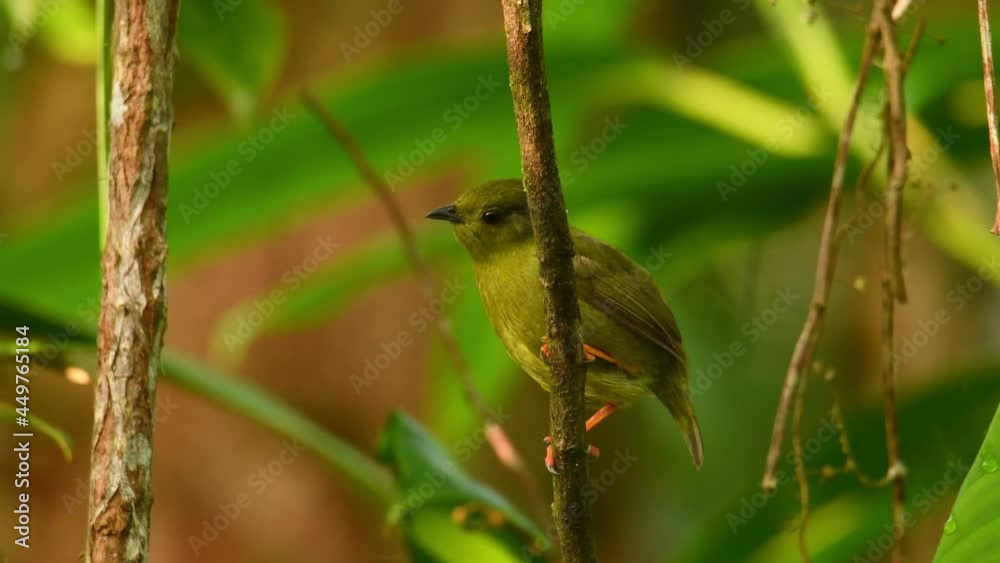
[426,179,703,472]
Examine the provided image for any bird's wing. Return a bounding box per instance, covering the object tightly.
[572,229,685,365]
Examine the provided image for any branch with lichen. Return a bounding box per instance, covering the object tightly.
[87,1,180,562]
[498,0,597,561]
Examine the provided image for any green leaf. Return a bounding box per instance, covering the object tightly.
[177,0,286,118]
[932,403,1000,563]
[0,299,394,503]
[0,403,73,461]
[378,411,551,562]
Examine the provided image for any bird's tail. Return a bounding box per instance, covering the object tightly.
[654,379,704,470]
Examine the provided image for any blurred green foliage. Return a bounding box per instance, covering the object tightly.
[178,0,285,118]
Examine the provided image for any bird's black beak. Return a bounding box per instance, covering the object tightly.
[425,203,462,223]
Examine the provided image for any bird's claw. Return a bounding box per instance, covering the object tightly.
[544,444,559,475]
[539,344,550,365]
[539,336,599,364]
[543,436,600,473]
[538,336,551,365]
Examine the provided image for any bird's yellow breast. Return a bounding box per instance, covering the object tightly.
[471,244,651,406]
[473,246,549,385]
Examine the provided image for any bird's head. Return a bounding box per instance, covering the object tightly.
[425,179,533,261]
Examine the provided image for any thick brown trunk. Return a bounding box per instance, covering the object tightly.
[87,1,179,562]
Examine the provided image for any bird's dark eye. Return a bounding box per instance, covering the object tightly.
[481,210,502,225]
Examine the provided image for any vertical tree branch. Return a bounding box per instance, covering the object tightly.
[499,1,596,561]
[87,1,180,562]
[879,7,909,305]
[761,12,882,492]
[977,0,1000,235]
[300,93,552,529]
[876,4,910,561]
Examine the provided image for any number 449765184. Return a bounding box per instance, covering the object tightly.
[14,326,29,420]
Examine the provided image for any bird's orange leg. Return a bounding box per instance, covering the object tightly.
[544,403,620,474]
[539,336,620,367]
[586,403,619,431]
[582,345,618,366]
[539,337,623,473]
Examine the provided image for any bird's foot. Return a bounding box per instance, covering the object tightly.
[539,337,613,365]
[543,436,600,474]
[544,442,558,474]
[582,344,616,366]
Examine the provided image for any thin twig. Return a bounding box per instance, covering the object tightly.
[821,370,885,487]
[761,11,883,493]
[842,138,886,238]
[300,92,552,529]
[879,7,909,305]
[499,0,597,561]
[792,372,812,563]
[901,19,926,74]
[977,0,1000,235]
[879,271,908,563]
[876,4,910,561]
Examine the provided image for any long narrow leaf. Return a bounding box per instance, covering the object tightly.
[0,403,73,461]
